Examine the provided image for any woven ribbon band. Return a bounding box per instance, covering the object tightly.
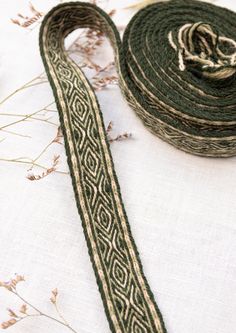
[40,1,236,332]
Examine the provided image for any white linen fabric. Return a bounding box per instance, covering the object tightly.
[0,1,235,332]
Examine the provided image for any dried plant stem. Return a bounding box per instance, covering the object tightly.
[28,126,63,171]
[54,302,69,326]
[0,157,68,175]
[12,290,78,333]
[31,140,55,166]
[1,129,31,138]
[0,102,55,132]
[1,112,41,131]
[43,108,58,113]
[29,116,57,126]
[0,73,47,106]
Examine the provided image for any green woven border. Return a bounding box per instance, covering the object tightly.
[39,1,236,332]
[39,2,167,333]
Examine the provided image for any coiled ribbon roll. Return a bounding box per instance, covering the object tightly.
[121,0,236,157]
[40,1,236,332]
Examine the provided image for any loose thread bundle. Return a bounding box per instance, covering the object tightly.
[169,22,236,79]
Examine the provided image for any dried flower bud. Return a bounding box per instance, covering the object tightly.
[7,309,18,318]
[52,126,63,144]
[1,322,8,330]
[18,13,28,19]
[27,173,36,181]
[19,304,27,315]
[0,282,13,292]
[53,155,60,165]
[52,288,58,297]
[10,275,25,288]
[29,2,43,16]
[50,288,58,304]
[108,9,116,17]
[11,18,21,26]
[106,121,113,133]
[16,275,25,283]
[1,318,17,329]
[29,2,37,13]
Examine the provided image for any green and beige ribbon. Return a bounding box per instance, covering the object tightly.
[39,1,236,332]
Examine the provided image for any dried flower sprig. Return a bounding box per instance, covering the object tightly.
[0,156,67,176]
[0,121,66,180]
[11,3,43,29]
[106,121,132,143]
[67,8,118,90]
[27,155,61,181]
[93,75,118,90]
[0,274,25,292]
[0,275,78,332]
[30,127,63,165]
[25,126,64,180]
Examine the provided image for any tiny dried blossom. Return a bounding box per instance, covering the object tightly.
[106,121,113,133]
[0,275,25,291]
[1,319,17,329]
[0,282,13,292]
[7,309,18,318]
[11,274,25,287]
[29,2,40,15]
[50,288,58,304]
[52,126,63,144]
[19,304,28,315]
[17,13,29,19]
[108,9,116,17]
[11,18,21,26]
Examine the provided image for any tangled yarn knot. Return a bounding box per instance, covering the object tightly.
[169,22,236,80]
